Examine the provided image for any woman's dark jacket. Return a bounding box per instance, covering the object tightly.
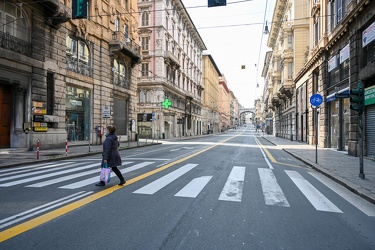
[102,133,122,168]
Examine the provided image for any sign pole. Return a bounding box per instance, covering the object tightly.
[315,108,318,164]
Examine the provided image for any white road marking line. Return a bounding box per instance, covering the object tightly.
[285,170,342,213]
[0,162,63,174]
[0,163,73,180]
[59,162,152,189]
[175,176,213,198]
[258,168,290,207]
[254,138,273,169]
[0,191,92,229]
[310,172,375,216]
[0,163,99,187]
[218,166,246,202]
[133,163,198,195]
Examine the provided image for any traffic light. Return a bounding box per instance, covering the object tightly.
[208,0,226,7]
[350,86,364,115]
[72,0,88,19]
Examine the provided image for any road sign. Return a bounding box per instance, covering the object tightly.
[310,93,323,107]
[103,105,111,118]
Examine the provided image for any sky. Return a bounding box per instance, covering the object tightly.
[181,0,276,108]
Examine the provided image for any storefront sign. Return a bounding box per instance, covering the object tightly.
[33,115,44,122]
[33,122,48,127]
[328,56,337,72]
[34,127,48,132]
[339,44,350,63]
[33,102,44,108]
[362,21,375,47]
[365,85,375,106]
[34,109,46,115]
[70,100,82,106]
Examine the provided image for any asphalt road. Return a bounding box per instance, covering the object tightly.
[0,127,374,249]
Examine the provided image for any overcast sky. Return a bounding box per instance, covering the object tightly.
[181,0,276,108]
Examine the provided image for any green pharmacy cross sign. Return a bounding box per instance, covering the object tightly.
[162,98,172,109]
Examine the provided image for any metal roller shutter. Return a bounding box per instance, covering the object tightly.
[113,97,127,135]
[365,105,375,157]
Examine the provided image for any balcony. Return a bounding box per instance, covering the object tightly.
[164,51,181,68]
[0,32,31,57]
[279,79,294,99]
[109,31,141,67]
[41,0,71,27]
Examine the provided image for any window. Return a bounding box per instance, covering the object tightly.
[142,37,149,50]
[66,37,92,77]
[288,34,293,49]
[124,0,129,10]
[115,18,120,31]
[142,63,149,77]
[166,16,169,30]
[113,59,130,88]
[313,16,320,46]
[313,70,319,93]
[288,62,293,79]
[142,12,149,26]
[124,24,128,39]
[0,4,28,41]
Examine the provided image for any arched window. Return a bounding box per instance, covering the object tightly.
[0,3,29,41]
[113,59,130,89]
[66,37,92,77]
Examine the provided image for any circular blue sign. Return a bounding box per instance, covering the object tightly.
[310,93,323,107]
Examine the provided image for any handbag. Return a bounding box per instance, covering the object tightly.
[100,162,111,183]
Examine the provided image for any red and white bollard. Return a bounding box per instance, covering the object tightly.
[65,138,68,156]
[36,139,40,159]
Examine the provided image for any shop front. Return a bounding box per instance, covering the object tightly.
[65,86,91,142]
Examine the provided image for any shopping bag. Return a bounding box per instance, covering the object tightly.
[100,163,111,183]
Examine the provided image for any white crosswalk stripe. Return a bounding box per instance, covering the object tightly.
[59,162,153,189]
[175,176,213,198]
[133,163,198,195]
[258,168,290,207]
[218,166,246,202]
[285,170,342,213]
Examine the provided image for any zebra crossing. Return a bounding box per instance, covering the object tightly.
[0,161,375,216]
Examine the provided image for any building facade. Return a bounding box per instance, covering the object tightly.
[218,76,230,132]
[0,0,141,149]
[137,0,206,139]
[262,0,375,158]
[202,54,221,134]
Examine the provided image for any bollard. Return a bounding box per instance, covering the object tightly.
[66,138,68,156]
[37,139,40,159]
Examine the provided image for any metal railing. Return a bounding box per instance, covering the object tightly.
[0,31,32,57]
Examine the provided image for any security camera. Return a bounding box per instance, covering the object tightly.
[32,107,36,111]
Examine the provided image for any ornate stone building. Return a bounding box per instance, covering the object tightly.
[136,0,206,139]
[0,0,140,149]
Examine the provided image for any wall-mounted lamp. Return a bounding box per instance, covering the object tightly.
[264,21,269,35]
[112,32,117,40]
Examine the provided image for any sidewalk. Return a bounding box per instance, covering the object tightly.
[261,134,375,205]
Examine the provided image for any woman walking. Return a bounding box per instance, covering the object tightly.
[96,125,126,186]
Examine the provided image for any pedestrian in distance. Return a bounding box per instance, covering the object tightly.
[96,125,126,186]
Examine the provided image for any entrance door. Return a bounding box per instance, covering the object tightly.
[0,85,11,148]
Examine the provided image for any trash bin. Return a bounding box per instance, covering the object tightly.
[162,133,165,139]
[135,133,139,141]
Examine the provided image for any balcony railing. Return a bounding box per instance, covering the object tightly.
[0,32,32,57]
[109,31,141,66]
[66,55,93,77]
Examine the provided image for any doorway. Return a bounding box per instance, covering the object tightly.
[0,85,11,148]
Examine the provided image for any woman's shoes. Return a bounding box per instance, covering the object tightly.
[118,180,126,186]
[95,181,105,186]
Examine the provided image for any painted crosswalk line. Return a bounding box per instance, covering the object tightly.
[218,166,246,202]
[175,176,213,198]
[258,168,290,207]
[285,170,342,213]
[133,163,198,195]
[59,162,153,189]
[310,172,375,216]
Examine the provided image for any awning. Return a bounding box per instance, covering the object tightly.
[326,87,349,102]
